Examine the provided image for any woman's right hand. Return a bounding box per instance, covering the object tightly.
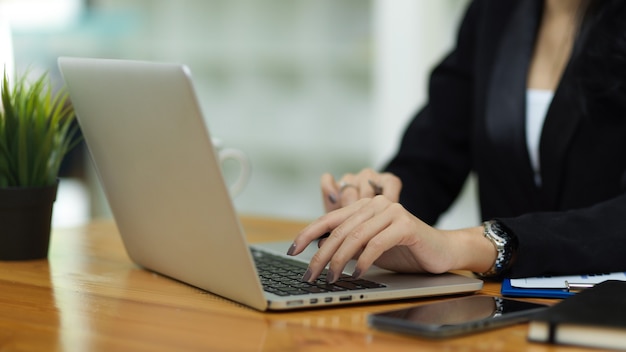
[321,168,402,213]
[288,195,494,283]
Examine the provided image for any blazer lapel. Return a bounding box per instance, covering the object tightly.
[539,75,582,208]
[485,0,541,187]
[539,15,593,208]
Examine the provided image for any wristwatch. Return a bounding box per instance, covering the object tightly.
[477,220,518,278]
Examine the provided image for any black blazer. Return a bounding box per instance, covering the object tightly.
[384,0,626,278]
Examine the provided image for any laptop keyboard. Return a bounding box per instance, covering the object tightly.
[251,248,386,297]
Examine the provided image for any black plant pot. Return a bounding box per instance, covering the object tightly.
[0,182,58,260]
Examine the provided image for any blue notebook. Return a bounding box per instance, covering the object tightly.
[501,278,573,298]
[501,272,626,299]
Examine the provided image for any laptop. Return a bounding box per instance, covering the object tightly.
[57,57,483,311]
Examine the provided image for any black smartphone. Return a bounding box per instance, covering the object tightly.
[368,295,548,338]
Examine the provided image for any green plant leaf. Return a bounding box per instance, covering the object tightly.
[0,68,82,187]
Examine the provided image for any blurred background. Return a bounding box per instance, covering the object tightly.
[1,0,478,229]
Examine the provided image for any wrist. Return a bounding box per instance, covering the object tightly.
[447,226,497,273]
[476,220,518,278]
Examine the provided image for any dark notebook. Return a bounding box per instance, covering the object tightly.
[527,280,626,350]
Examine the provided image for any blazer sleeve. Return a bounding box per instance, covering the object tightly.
[383,2,478,225]
[499,192,626,278]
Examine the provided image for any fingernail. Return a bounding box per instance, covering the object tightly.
[326,269,337,284]
[301,268,313,283]
[351,269,361,279]
[328,193,337,204]
[286,242,297,256]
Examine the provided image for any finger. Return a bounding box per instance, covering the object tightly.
[353,168,379,198]
[288,204,356,257]
[368,179,384,196]
[321,173,340,212]
[317,235,328,248]
[338,178,360,206]
[325,202,393,282]
[301,204,370,281]
[294,200,374,282]
[378,173,402,202]
[352,168,398,200]
[315,197,393,282]
[353,177,376,198]
[352,203,422,276]
[352,223,403,278]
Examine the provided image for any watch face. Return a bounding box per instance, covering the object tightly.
[485,222,506,246]
[480,220,517,277]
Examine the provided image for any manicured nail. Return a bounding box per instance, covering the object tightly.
[301,268,313,283]
[326,269,338,284]
[351,269,361,279]
[286,242,297,256]
[328,193,337,204]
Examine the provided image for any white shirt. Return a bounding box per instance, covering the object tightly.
[525,89,554,186]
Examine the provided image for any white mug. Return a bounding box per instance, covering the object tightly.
[213,138,250,197]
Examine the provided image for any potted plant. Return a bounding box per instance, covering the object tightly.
[0,69,81,260]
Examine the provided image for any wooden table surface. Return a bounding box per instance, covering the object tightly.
[0,216,596,351]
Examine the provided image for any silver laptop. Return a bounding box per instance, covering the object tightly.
[57,57,482,311]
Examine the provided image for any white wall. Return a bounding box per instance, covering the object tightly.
[372,0,478,229]
[0,14,13,79]
[9,0,479,228]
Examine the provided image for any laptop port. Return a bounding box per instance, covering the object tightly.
[339,295,352,302]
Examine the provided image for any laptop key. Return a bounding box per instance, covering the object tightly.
[251,248,385,297]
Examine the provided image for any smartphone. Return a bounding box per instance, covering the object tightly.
[368,295,548,338]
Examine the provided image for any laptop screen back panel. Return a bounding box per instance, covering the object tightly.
[59,57,268,311]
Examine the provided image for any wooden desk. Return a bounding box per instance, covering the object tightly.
[0,217,591,351]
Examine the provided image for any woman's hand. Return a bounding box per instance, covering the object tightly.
[321,168,402,213]
[287,196,495,283]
